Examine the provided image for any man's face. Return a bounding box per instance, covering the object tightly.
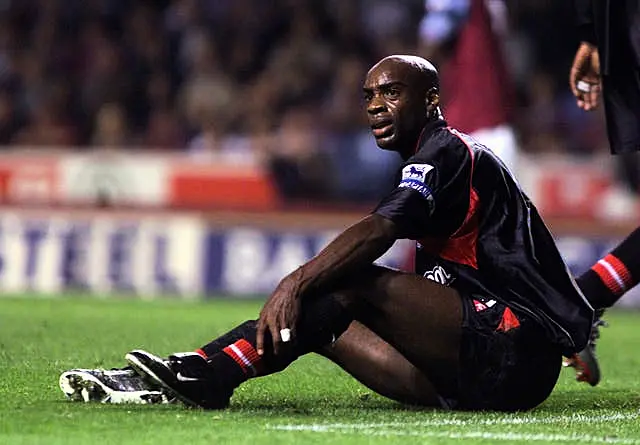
[363,61,428,152]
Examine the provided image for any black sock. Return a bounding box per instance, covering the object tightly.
[576,227,640,308]
[197,295,353,390]
[196,320,257,358]
[576,271,612,309]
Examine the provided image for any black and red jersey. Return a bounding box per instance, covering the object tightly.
[374,119,593,355]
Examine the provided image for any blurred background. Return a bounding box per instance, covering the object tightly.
[0,0,638,305]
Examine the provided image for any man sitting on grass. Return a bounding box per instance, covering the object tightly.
[61,55,595,411]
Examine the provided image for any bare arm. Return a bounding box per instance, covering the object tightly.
[290,213,399,297]
[256,213,400,355]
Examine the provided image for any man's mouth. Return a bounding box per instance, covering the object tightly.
[371,121,393,137]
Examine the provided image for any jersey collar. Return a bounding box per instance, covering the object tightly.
[413,118,448,155]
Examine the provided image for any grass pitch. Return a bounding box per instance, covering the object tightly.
[2,296,640,445]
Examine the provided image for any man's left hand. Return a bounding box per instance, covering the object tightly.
[256,270,303,356]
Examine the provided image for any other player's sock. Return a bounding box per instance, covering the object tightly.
[576,227,640,308]
[197,295,353,390]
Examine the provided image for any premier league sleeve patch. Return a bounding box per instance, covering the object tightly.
[398,163,434,199]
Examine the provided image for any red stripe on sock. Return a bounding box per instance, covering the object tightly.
[195,348,207,359]
[222,339,262,376]
[604,254,634,290]
[592,260,623,295]
[223,344,249,374]
[234,339,261,368]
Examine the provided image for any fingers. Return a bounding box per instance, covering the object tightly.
[585,84,601,110]
[571,73,593,111]
[278,310,294,344]
[257,314,284,356]
[257,288,299,356]
[256,317,266,356]
[569,60,582,98]
[285,304,298,341]
[575,80,601,111]
[269,322,281,355]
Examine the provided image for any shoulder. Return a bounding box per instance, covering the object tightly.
[411,125,473,167]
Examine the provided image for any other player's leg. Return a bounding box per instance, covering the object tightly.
[567,227,640,385]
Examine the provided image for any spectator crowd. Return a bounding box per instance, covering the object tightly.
[0,0,614,202]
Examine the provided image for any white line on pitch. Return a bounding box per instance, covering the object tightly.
[268,411,639,431]
[364,430,638,444]
[268,427,640,444]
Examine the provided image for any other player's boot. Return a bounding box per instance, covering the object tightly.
[563,309,607,386]
[125,350,232,409]
[59,367,174,404]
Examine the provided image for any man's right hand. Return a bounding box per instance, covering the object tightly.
[569,42,601,111]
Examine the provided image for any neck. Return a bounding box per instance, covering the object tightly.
[398,116,445,160]
[398,131,423,160]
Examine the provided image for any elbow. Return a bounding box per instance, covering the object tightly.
[366,214,400,247]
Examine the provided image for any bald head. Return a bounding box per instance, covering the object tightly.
[363,55,442,156]
[368,55,439,91]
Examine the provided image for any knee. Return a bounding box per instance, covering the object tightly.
[330,292,356,309]
[334,265,399,306]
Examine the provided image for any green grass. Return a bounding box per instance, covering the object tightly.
[2,296,640,445]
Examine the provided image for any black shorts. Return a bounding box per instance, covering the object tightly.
[452,294,562,411]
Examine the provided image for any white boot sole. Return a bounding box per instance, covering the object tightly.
[59,370,172,404]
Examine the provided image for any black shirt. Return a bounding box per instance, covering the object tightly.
[374,119,593,355]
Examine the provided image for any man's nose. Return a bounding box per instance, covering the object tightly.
[367,96,386,114]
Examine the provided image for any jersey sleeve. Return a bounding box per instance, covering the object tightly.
[574,0,596,45]
[374,131,473,240]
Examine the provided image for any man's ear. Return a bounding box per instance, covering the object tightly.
[426,87,440,112]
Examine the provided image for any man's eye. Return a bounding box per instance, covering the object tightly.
[364,93,373,101]
[385,89,400,98]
